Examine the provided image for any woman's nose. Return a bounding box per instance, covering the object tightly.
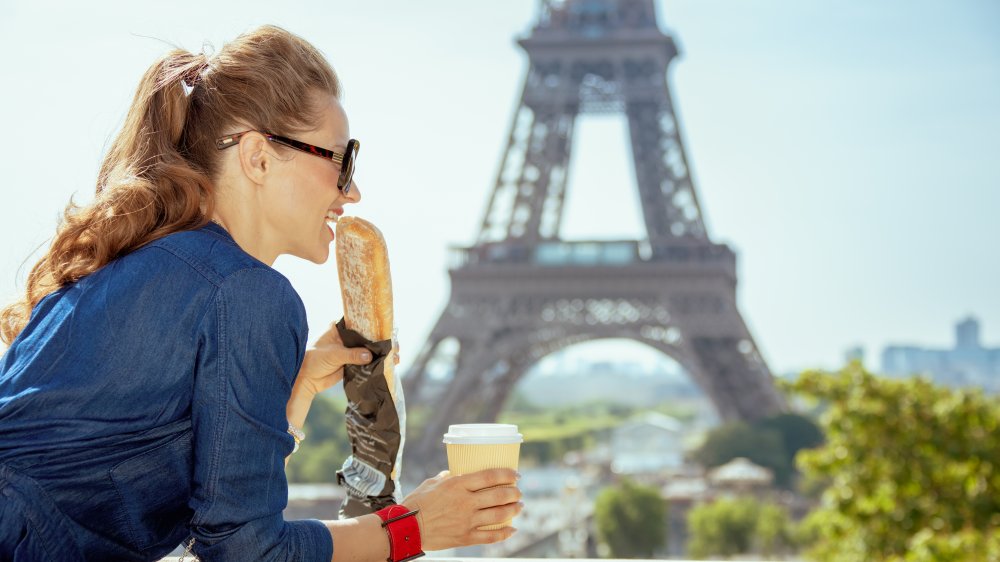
[345,181,361,204]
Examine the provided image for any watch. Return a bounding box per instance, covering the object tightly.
[374,505,425,562]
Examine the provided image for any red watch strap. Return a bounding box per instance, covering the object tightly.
[375,505,424,562]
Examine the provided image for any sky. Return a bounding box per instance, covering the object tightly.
[1,0,998,378]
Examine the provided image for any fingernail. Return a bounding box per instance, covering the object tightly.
[517,501,525,508]
[361,352,371,361]
[515,471,522,480]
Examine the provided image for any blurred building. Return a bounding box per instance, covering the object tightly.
[882,316,1000,392]
[843,345,865,365]
[707,457,774,491]
[610,412,684,474]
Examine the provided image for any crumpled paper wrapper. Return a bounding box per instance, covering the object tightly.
[334,318,406,517]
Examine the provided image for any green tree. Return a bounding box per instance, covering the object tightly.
[693,422,790,485]
[687,497,796,559]
[693,413,824,488]
[594,479,667,558]
[688,497,757,558]
[752,412,825,463]
[286,392,352,483]
[758,501,799,557]
[786,362,1000,562]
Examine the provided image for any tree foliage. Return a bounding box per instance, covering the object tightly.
[693,422,788,484]
[755,412,825,461]
[687,496,796,559]
[594,479,667,558]
[786,362,1000,562]
[285,392,352,483]
[693,412,823,487]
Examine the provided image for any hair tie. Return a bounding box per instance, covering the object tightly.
[182,59,211,96]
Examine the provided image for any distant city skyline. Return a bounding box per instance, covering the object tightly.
[881,315,999,392]
[1,1,998,378]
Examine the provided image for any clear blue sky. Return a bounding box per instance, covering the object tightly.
[1,1,997,376]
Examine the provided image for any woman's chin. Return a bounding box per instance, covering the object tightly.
[288,241,331,265]
[306,247,331,265]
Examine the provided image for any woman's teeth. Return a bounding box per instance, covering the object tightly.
[326,210,339,224]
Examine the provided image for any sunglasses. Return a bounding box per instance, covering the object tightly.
[216,131,359,195]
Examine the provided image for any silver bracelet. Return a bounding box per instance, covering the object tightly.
[287,422,306,454]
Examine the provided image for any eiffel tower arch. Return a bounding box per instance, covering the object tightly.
[402,0,786,478]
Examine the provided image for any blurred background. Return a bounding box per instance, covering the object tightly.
[1,1,998,560]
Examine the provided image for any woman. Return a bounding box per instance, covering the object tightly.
[0,25,522,562]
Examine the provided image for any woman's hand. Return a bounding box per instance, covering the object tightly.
[288,320,403,437]
[296,321,372,396]
[402,468,523,550]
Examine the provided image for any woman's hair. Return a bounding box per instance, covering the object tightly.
[0,25,341,345]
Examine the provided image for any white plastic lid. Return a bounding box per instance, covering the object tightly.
[442,424,523,445]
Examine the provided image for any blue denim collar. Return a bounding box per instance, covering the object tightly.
[202,221,235,244]
[199,220,273,269]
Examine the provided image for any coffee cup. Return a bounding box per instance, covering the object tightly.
[443,424,523,530]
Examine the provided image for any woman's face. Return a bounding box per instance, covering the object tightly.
[264,95,361,264]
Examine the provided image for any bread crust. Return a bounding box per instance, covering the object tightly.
[336,216,396,396]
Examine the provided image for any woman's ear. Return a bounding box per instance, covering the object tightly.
[236,132,272,184]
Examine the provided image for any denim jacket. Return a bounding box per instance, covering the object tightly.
[0,222,334,562]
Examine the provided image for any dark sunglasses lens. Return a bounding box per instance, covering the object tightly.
[339,143,358,193]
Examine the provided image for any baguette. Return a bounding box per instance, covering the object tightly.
[336,216,397,400]
[334,216,406,517]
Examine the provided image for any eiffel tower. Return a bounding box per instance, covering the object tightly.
[402,0,786,478]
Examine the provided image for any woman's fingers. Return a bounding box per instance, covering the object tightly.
[315,321,344,346]
[312,340,371,368]
[338,345,372,365]
[313,321,378,366]
[461,468,519,492]
[471,501,524,529]
[401,469,522,551]
[473,485,522,509]
[468,526,518,545]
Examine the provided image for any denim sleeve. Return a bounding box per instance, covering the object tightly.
[188,268,333,562]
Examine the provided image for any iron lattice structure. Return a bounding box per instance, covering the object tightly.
[402,0,786,478]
